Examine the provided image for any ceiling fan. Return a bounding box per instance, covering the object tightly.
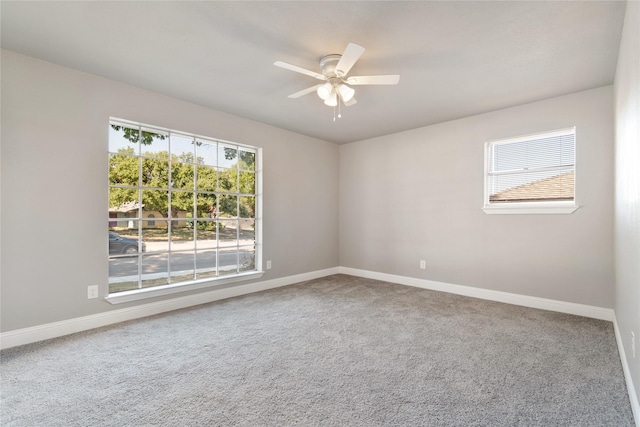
[274,43,399,119]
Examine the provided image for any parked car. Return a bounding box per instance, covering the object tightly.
[109,232,146,255]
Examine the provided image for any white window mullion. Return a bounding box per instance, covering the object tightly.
[215,207,220,277]
[137,142,143,290]
[192,136,198,279]
[167,131,173,284]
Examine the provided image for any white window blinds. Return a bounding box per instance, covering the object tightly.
[486,128,575,204]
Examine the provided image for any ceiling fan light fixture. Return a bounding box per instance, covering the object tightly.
[324,91,338,107]
[337,83,355,103]
[275,43,400,119]
[317,82,332,100]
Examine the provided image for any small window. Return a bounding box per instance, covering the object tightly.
[483,127,578,214]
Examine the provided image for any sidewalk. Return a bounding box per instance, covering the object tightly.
[145,239,254,252]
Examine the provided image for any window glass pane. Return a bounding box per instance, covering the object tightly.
[239,196,255,218]
[109,229,142,256]
[239,248,256,273]
[141,158,169,188]
[489,169,574,203]
[219,195,237,217]
[109,216,139,236]
[196,194,217,219]
[219,220,238,248]
[492,134,574,172]
[170,250,195,283]
[109,123,139,155]
[171,163,195,190]
[171,223,195,250]
[141,227,169,253]
[239,219,255,244]
[217,168,238,192]
[196,249,217,279]
[109,153,139,186]
[196,140,217,167]
[171,134,195,163]
[172,213,192,234]
[141,253,169,288]
[196,165,217,192]
[218,248,238,276]
[239,171,255,194]
[108,226,144,294]
[140,190,168,217]
[109,269,139,294]
[238,149,255,171]
[140,128,169,158]
[109,188,140,220]
[172,191,194,215]
[218,144,237,169]
[196,220,217,248]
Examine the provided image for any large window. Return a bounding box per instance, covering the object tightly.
[108,119,260,299]
[483,127,578,214]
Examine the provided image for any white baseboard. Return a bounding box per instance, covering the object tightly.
[3,265,633,421]
[338,267,615,321]
[0,266,615,350]
[0,267,339,350]
[614,317,640,426]
[2,266,635,423]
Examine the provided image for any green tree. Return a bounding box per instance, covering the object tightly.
[223,148,255,171]
[109,127,256,221]
[109,148,138,209]
[111,125,166,146]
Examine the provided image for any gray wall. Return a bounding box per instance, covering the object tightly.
[0,50,340,332]
[340,86,614,307]
[0,44,624,338]
[614,0,640,407]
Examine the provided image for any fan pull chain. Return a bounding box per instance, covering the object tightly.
[332,100,343,122]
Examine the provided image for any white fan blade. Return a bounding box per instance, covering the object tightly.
[335,43,365,77]
[347,75,400,85]
[288,84,322,99]
[274,61,326,81]
[344,97,357,107]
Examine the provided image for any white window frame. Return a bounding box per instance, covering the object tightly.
[106,118,263,304]
[482,127,579,215]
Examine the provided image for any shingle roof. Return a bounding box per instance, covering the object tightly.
[490,171,574,203]
[109,201,143,213]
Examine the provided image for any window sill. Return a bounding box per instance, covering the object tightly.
[482,203,580,215]
[105,271,265,305]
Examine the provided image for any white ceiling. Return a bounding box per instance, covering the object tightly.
[1,1,626,144]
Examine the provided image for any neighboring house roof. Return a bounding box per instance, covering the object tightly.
[109,201,144,213]
[490,171,574,203]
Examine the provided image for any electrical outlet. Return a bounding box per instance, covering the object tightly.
[87,285,99,299]
[632,332,636,359]
[266,260,272,270]
[419,260,426,269]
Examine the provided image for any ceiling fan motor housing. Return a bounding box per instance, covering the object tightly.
[320,54,343,77]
